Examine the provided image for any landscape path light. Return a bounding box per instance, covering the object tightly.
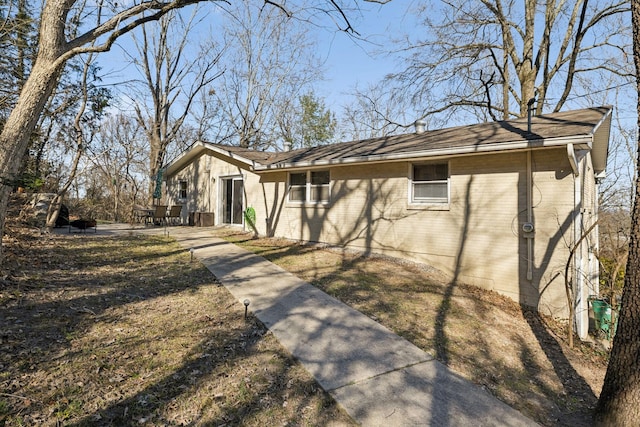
[189,248,194,262]
[244,299,250,319]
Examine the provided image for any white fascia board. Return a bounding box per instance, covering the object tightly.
[253,135,593,171]
[203,143,259,169]
[590,106,613,135]
[590,108,613,174]
[164,141,260,177]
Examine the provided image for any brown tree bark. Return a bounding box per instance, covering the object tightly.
[0,0,67,254]
[593,0,640,424]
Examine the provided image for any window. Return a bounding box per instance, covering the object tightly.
[288,170,330,203]
[179,180,187,200]
[411,163,449,204]
[289,172,307,202]
[310,171,330,202]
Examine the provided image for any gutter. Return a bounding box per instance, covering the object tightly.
[254,135,593,171]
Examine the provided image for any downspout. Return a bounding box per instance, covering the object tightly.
[206,155,211,214]
[525,149,534,281]
[593,175,601,298]
[524,96,537,282]
[568,143,585,338]
[567,143,579,176]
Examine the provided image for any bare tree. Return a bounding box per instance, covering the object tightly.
[85,113,148,221]
[386,0,631,124]
[0,0,371,261]
[128,7,223,202]
[341,82,413,140]
[213,0,323,150]
[44,51,107,229]
[598,207,630,302]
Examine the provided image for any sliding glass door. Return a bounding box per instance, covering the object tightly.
[221,177,244,225]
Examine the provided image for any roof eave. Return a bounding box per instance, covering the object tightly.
[254,135,594,171]
[204,143,260,170]
[590,107,613,175]
[164,141,207,177]
[164,141,260,177]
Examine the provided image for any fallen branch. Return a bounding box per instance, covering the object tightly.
[0,392,37,401]
[70,306,97,315]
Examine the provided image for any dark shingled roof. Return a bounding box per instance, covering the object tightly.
[277,107,609,163]
[201,106,611,169]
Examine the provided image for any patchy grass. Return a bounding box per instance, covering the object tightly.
[0,227,355,426]
[220,230,609,427]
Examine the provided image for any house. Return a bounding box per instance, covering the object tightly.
[163,106,612,339]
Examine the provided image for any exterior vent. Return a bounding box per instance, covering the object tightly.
[414,120,426,134]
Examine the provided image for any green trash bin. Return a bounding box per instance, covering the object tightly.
[591,299,614,339]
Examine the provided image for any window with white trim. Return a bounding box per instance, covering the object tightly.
[178,180,188,200]
[411,163,449,204]
[288,170,330,203]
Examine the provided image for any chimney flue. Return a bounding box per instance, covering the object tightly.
[527,89,538,133]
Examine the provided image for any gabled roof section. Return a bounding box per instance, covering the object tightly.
[163,106,612,175]
[163,141,277,177]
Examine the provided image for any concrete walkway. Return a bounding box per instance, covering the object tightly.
[89,225,538,426]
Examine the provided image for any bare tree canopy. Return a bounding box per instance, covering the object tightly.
[385,0,631,125]
[127,7,223,202]
[85,113,148,221]
[0,0,379,262]
[210,0,323,150]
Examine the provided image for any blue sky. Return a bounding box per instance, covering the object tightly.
[94,0,631,132]
[96,1,417,114]
[312,1,416,105]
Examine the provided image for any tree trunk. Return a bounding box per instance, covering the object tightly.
[0,61,61,259]
[148,132,164,205]
[0,0,70,259]
[594,168,640,424]
[45,193,65,229]
[593,0,640,423]
[44,143,83,230]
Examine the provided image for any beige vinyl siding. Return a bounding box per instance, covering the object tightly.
[578,153,600,306]
[583,154,599,295]
[526,149,575,315]
[250,171,287,236]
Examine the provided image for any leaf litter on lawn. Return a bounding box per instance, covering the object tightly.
[0,226,355,426]
[219,229,610,427]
